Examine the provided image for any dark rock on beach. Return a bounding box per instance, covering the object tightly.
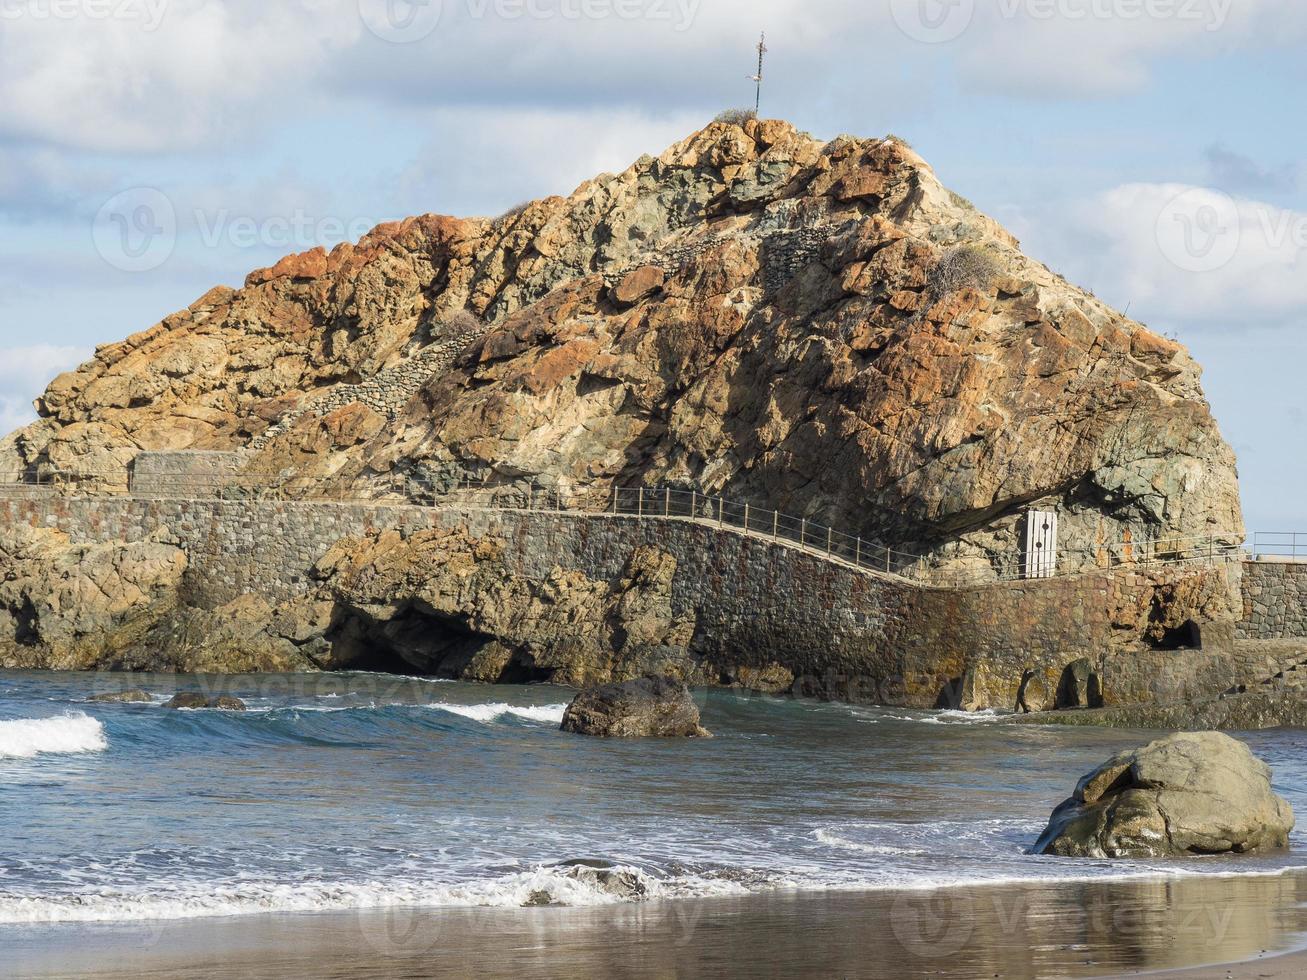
[165,693,247,711]
[87,689,152,704]
[561,676,710,738]
[1034,731,1294,858]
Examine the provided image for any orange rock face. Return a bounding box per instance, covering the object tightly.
[0,120,1244,572]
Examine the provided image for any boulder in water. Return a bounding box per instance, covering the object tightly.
[561,676,709,738]
[556,860,649,900]
[165,693,247,711]
[87,689,152,704]
[1035,731,1294,858]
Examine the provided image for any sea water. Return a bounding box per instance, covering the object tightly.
[1,671,1306,927]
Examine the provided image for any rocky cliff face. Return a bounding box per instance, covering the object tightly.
[0,119,1243,572]
[0,525,186,670]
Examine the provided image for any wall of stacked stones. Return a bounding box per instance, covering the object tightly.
[0,495,1269,708]
[1239,561,1307,640]
[130,451,253,497]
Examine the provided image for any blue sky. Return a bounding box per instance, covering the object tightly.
[1,0,1305,532]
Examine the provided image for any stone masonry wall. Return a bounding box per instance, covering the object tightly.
[130,451,252,497]
[0,495,1263,710]
[1239,561,1307,640]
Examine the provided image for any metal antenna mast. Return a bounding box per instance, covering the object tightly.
[749,32,767,114]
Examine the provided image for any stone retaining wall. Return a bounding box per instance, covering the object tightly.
[130,451,251,497]
[0,495,1258,710]
[1238,561,1307,640]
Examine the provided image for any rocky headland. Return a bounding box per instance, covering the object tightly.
[0,119,1274,712]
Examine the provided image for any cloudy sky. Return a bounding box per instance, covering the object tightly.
[1,0,1304,532]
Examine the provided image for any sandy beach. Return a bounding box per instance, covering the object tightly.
[4,872,1305,980]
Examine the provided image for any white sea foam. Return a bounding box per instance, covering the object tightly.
[430,703,569,725]
[0,864,742,925]
[848,707,1007,726]
[0,713,108,760]
[812,828,928,857]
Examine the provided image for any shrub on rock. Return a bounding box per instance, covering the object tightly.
[1034,731,1294,858]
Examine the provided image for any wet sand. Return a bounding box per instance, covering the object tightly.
[1144,951,1307,979]
[5,871,1306,980]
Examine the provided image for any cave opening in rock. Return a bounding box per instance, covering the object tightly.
[326,601,496,678]
[322,602,558,684]
[11,598,39,647]
[1151,619,1203,651]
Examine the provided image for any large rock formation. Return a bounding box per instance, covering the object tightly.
[302,530,697,686]
[1034,732,1294,858]
[0,119,1243,574]
[0,525,187,670]
[56,525,702,683]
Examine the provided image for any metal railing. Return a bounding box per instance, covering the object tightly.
[0,468,1251,588]
[1248,532,1307,562]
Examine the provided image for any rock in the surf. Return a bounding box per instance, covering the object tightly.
[557,861,649,900]
[165,693,247,711]
[87,689,152,703]
[561,676,710,738]
[1034,731,1294,858]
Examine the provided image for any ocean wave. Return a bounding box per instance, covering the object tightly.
[0,864,746,925]
[0,713,108,760]
[812,828,929,857]
[428,703,568,725]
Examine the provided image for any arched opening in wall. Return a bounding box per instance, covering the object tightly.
[1150,619,1203,651]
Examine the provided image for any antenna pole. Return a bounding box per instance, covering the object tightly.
[754,32,767,114]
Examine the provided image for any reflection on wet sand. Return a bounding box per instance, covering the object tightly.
[7,872,1306,980]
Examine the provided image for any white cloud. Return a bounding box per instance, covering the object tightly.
[954,0,1307,98]
[0,1,360,152]
[1007,182,1307,330]
[385,106,708,216]
[0,344,89,437]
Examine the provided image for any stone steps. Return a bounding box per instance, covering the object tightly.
[249,325,489,450]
